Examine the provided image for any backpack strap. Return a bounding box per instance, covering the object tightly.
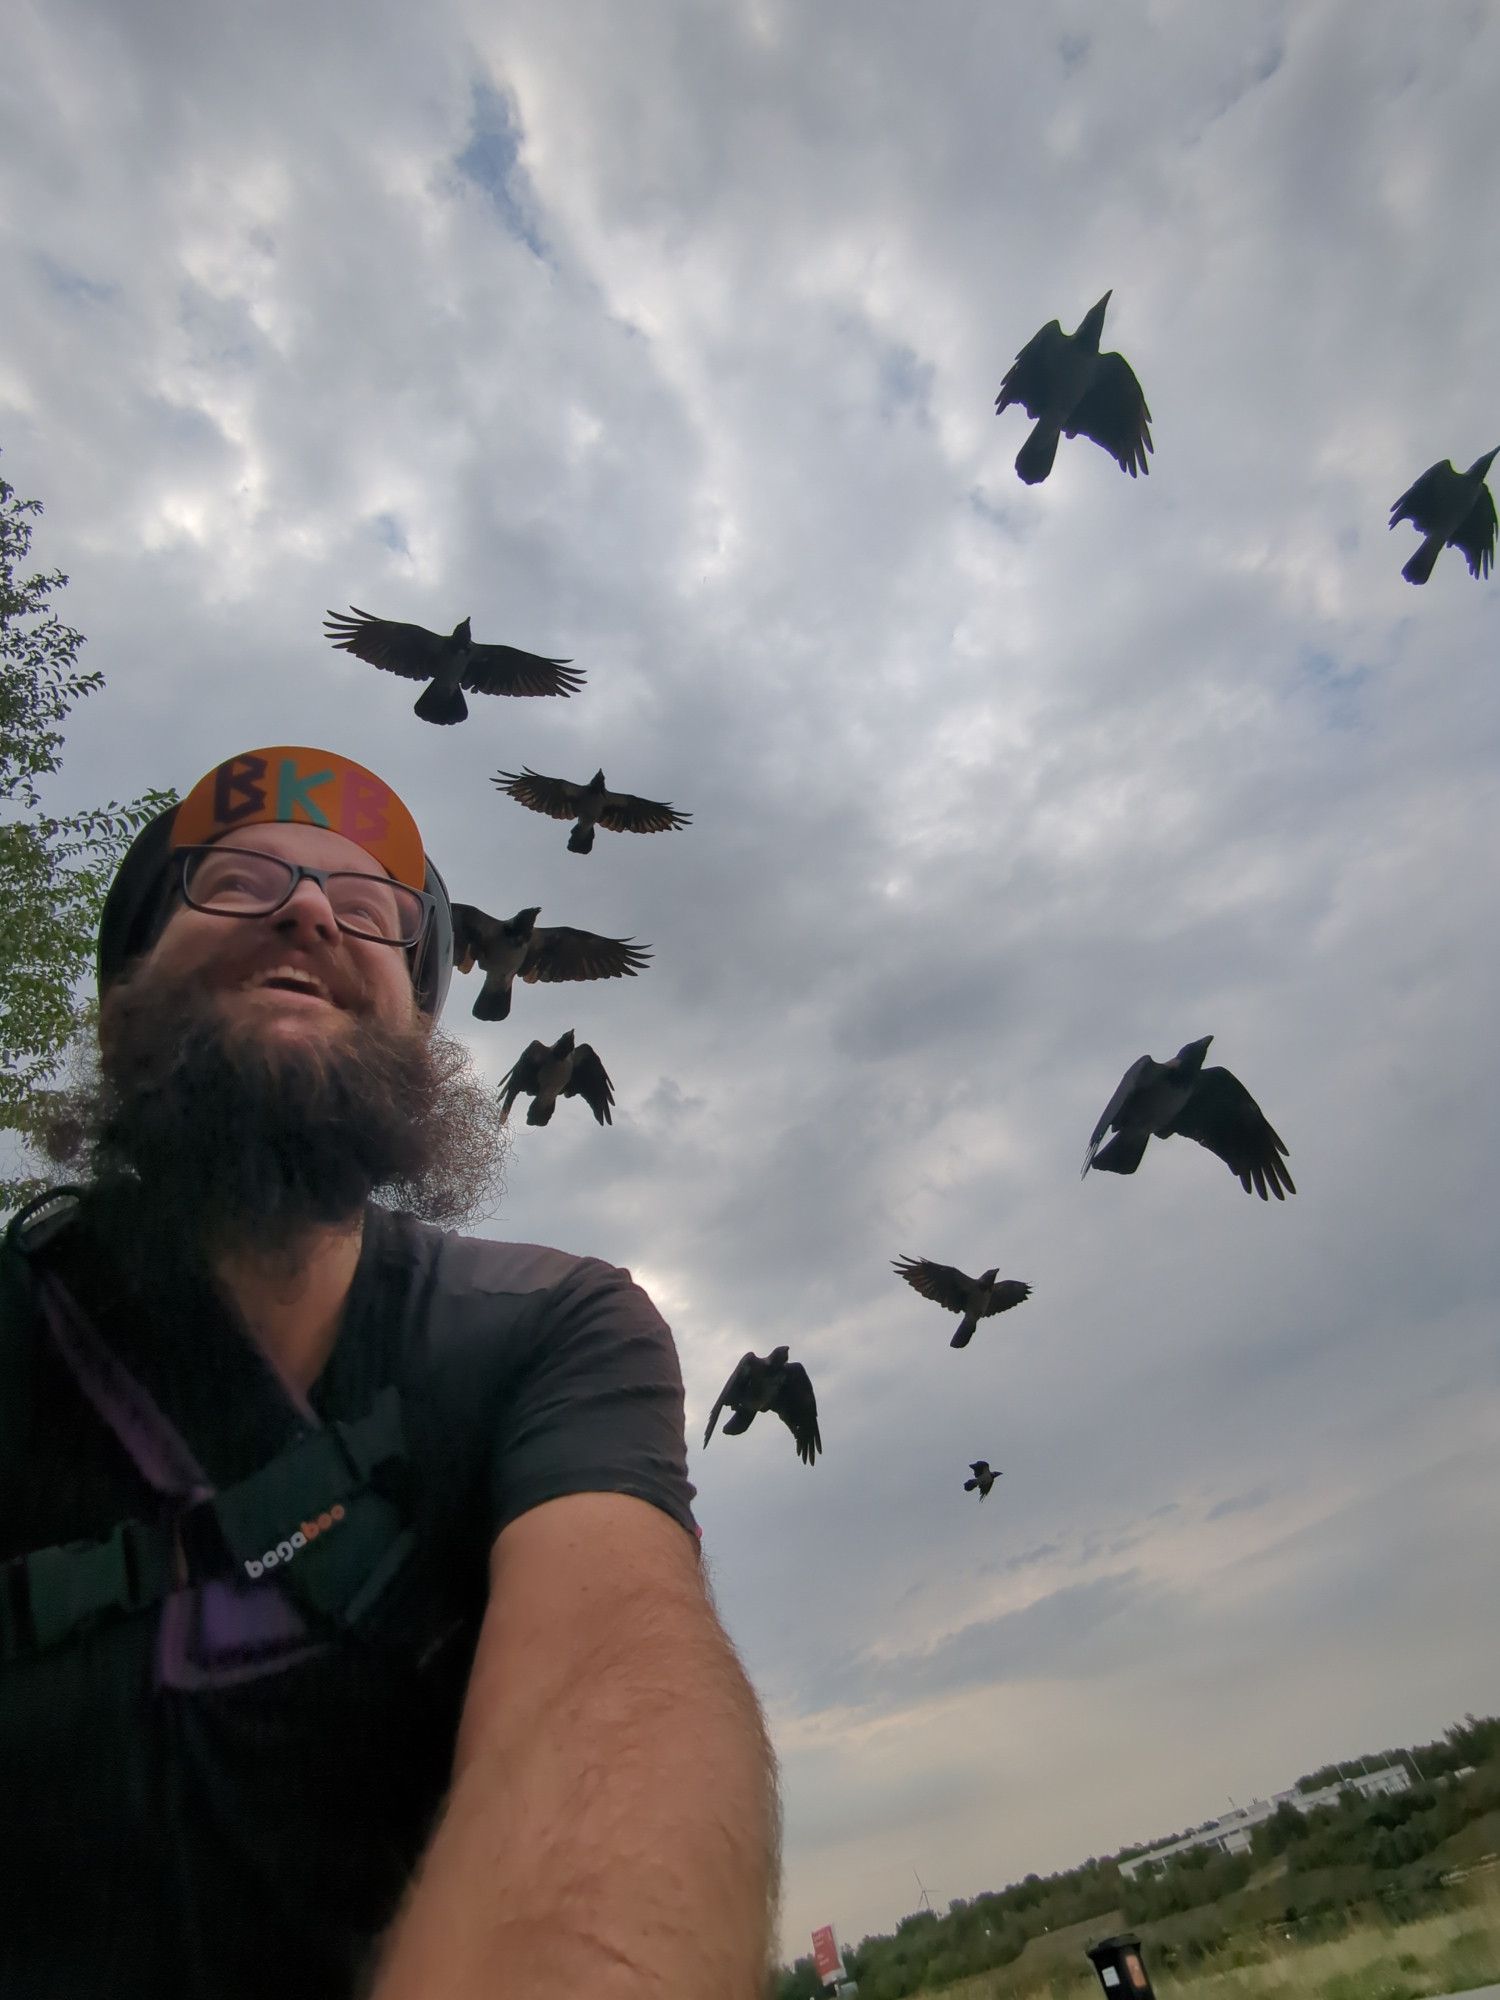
[0,1195,419,1666]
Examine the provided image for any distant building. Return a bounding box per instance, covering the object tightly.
[1117,1764,1413,1881]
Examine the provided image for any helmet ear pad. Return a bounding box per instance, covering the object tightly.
[98,811,456,1021]
[411,857,454,1019]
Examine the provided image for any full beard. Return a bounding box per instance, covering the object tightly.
[47,958,508,1258]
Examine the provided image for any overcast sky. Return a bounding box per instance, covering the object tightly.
[4,0,1499,1963]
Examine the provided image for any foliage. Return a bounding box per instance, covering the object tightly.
[1121,1848,1252,1923]
[0,462,174,1207]
[771,1718,1500,2000]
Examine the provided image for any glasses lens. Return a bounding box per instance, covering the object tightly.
[325,874,426,945]
[184,848,295,914]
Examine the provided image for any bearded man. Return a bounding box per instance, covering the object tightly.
[0,746,777,2000]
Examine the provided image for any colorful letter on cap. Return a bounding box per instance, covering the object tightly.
[170,747,426,888]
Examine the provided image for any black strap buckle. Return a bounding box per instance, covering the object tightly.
[21,1519,173,1654]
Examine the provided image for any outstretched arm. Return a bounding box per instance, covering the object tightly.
[367,1490,779,2000]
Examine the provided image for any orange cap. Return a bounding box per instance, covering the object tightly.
[171,746,426,889]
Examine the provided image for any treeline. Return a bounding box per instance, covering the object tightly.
[1292,1711,1499,1796]
[773,1713,1500,2000]
[775,1856,1124,2000]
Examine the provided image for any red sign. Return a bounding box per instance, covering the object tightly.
[812,1925,843,1984]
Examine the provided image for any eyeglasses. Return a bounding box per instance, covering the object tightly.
[177,845,433,947]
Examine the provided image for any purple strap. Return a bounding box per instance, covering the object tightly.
[34,1268,326,1688]
[36,1270,212,1502]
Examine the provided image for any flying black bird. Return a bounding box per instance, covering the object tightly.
[891,1256,1032,1350]
[1083,1035,1294,1200]
[451,903,652,1022]
[497,1030,614,1127]
[964,1460,1000,1500]
[995,291,1153,484]
[1389,451,1498,585]
[703,1347,821,1465]
[492,767,692,854]
[323,607,584,725]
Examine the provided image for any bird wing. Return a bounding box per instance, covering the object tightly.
[450,901,503,975]
[1066,354,1153,476]
[994,320,1070,418]
[323,606,446,681]
[1388,461,1454,532]
[1085,1055,1152,1163]
[522,927,653,985]
[462,645,586,700]
[1166,1066,1295,1200]
[562,1043,615,1125]
[491,768,588,822]
[705,1352,760,1445]
[892,1255,975,1314]
[771,1361,822,1465]
[596,788,693,835]
[1454,484,1498,579]
[981,1280,1032,1319]
[497,1041,548,1121]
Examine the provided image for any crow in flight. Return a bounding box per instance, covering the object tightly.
[891,1256,1032,1349]
[995,291,1152,484]
[1083,1035,1294,1200]
[492,767,692,854]
[324,608,583,725]
[703,1347,821,1466]
[451,903,652,1022]
[964,1460,1000,1500]
[497,1030,614,1127]
[1389,450,1498,585]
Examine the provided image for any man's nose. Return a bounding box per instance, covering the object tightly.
[271,874,341,943]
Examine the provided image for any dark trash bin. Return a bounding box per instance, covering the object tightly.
[1085,1932,1156,1999]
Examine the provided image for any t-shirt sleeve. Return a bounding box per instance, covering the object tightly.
[487,1254,699,1542]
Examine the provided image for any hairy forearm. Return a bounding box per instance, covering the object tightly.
[368,1549,778,1998]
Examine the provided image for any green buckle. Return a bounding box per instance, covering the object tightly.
[24,1520,174,1654]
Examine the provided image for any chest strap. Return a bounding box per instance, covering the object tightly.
[1,1387,414,1665]
[1,1193,417,1667]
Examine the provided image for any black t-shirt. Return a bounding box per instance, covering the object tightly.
[0,1193,697,1999]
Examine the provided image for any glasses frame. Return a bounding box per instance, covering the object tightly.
[175,844,435,949]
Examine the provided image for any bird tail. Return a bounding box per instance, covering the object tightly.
[526,1098,555,1127]
[1089,1129,1150,1176]
[1401,535,1443,586]
[472,981,512,1023]
[414,681,468,725]
[1016,420,1061,485]
[567,821,595,855]
[950,1318,976,1350]
[963,1477,978,1491]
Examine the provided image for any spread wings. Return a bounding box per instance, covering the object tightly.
[1389,461,1455,533]
[773,1361,821,1465]
[994,319,1070,418]
[1166,1067,1295,1201]
[522,927,652,986]
[1454,486,1498,578]
[704,1352,760,1446]
[1066,354,1153,476]
[892,1255,977,1313]
[492,768,691,834]
[497,1040,549,1120]
[562,1044,615,1125]
[450,901,507,975]
[324,608,583,697]
[1085,1054,1152,1162]
[892,1256,1028,1318]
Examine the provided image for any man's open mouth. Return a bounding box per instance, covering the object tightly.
[242,965,337,1005]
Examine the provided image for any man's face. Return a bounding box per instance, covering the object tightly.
[140,821,421,1041]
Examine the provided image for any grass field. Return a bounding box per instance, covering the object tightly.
[919,1879,1500,2000]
